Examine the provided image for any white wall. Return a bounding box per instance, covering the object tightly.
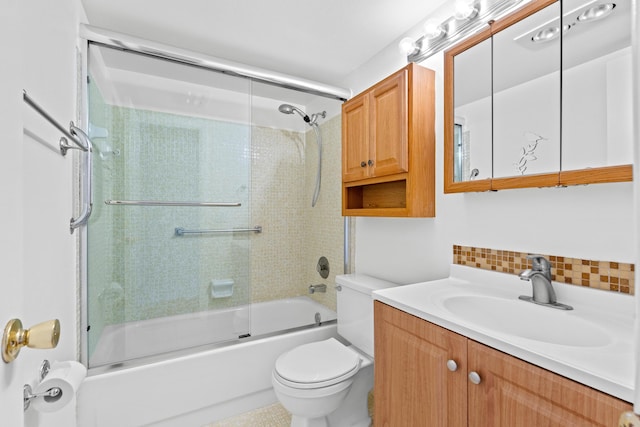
[341,19,636,285]
[0,0,85,425]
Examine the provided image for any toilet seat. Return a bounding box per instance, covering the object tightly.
[274,338,361,389]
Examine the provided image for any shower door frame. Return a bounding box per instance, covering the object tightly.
[77,25,352,368]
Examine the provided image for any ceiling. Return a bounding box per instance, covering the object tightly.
[80,0,450,88]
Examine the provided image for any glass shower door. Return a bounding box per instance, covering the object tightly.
[86,43,252,367]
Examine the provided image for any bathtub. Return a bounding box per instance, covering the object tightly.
[77,297,338,427]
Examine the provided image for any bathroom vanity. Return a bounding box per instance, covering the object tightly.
[372,266,633,426]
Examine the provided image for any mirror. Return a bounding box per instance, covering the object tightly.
[562,0,633,171]
[444,0,633,193]
[492,2,560,179]
[453,38,492,183]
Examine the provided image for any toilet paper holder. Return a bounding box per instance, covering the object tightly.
[23,384,62,411]
[23,360,62,411]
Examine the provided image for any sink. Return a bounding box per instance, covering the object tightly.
[441,295,612,347]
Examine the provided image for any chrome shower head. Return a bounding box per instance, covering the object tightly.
[278,104,310,123]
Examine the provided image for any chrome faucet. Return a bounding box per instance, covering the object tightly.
[308,284,327,294]
[519,255,572,310]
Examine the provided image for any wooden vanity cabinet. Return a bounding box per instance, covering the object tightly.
[374,299,468,426]
[342,63,435,217]
[374,302,631,427]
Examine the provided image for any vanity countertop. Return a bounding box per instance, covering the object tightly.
[373,264,635,402]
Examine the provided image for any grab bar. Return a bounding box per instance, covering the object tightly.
[22,91,93,233]
[105,200,241,207]
[175,226,262,236]
[69,125,93,233]
[22,90,88,154]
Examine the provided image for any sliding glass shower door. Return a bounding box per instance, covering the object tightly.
[86,43,252,367]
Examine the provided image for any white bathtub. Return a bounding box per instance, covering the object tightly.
[78,297,338,427]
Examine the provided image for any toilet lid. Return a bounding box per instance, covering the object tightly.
[275,338,361,386]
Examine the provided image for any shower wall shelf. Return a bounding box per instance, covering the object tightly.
[105,200,241,207]
[175,226,262,236]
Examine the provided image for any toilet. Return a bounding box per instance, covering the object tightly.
[272,274,398,427]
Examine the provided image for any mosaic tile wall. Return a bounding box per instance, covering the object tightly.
[453,245,635,294]
[251,114,344,311]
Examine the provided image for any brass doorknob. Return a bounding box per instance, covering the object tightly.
[2,319,60,363]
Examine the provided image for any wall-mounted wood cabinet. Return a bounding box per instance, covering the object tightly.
[342,63,435,217]
[374,301,631,426]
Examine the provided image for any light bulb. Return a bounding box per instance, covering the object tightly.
[577,3,615,22]
[531,26,560,43]
[398,37,419,56]
[423,19,445,40]
[454,0,478,20]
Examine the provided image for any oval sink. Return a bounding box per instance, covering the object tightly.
[442,295,612,347]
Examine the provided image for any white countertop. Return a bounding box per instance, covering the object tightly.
[373,264,635,402]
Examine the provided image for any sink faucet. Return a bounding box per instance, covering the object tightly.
[519,255,556,304]
[519,255,572,310]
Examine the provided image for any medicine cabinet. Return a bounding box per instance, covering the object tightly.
[444,0,633,193]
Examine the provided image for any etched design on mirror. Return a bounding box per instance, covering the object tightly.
[493,1,560,179]
[514,132,548,175]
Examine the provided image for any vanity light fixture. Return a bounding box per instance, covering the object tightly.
[423,19,446,41]
[577,3,616,22]
[398,37,421,56]
[454,0,479,20]
[403,0,527,63]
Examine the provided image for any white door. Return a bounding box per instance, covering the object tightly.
[0,2,27,424]
[1,1,82,425]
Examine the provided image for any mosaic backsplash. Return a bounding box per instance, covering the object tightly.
[453,245,635,295]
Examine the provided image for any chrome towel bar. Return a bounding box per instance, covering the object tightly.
[23,90,88,154]
[175,226,262,236]
[105,200,241,207]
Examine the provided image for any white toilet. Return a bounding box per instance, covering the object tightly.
[272,274,398,427]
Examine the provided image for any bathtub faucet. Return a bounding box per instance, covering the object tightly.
[308,284,327,294]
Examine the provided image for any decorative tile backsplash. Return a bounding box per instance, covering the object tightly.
[453,245,635,295]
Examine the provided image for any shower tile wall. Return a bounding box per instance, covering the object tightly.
[250,114,344,310]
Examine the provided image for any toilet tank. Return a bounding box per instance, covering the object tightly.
[336,274,399,357]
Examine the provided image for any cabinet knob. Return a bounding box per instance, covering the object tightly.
[368,159,374,167]
[446,359,458,372]
[468,371,482,385]
[360,161,366,167]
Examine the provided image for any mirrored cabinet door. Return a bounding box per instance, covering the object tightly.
[561,0,633,179]
[453,38,493,183]
[444,0,632,193]
[492,1,561,182]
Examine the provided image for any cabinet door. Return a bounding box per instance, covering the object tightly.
[370,70,408,178]
[467,340,631,427]
[374,302,468,426]
[342,93,370,182]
